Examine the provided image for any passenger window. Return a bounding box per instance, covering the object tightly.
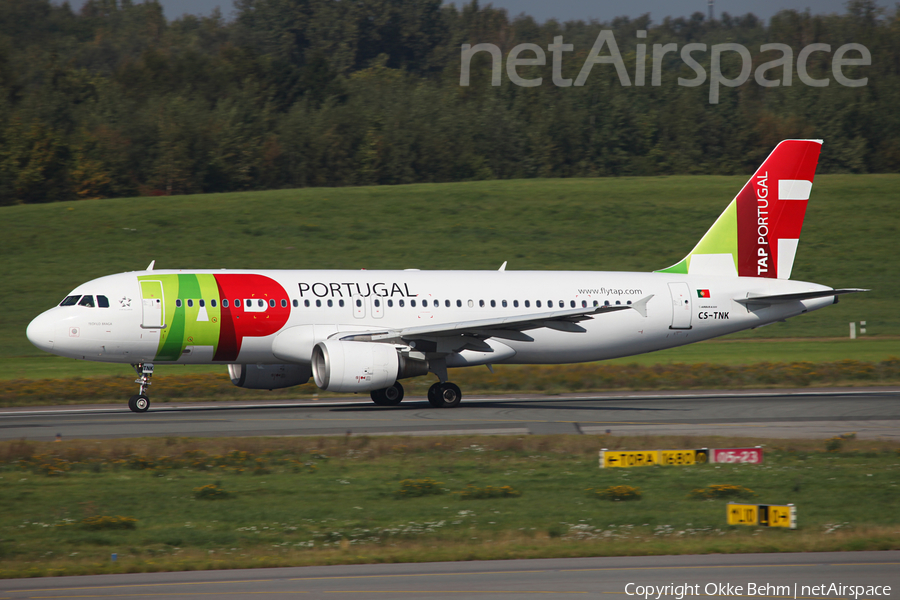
[399,299,405,307]
[327,299,333,307]
[558,300,564,308]
[292,299,298,307]
[269,299,276,307]
[456,300,462,307]
[258,299,265,308]
[479,300,485,307]
[375,299,381,307]
[536,300,541,308]
[316,300,322,307]
[513,300,518,308]
[356,299,362,307]
[176,299,183,308]
[582,300,587,308]
[211,299,217,308]
[235,299,241,307]
[78,295,95,307]
[604,301,610,306]
[502,300,508,308]
[627,300,632,305]
[467,300,474,308]
[223,299,229,308]
[411,299,417,308]
[97,295,110,308]
[281,299,287,308]
[615,300,621,305]
[490,300,496,308]
[571,300,576,308]
[199,299,205,308]
[187,299,194,308]
[304,300,310,307]
[60,295,81,306]
[388,299,394,307]
[445,300,451,307]
[339,299,345,307]
[524,300,530,308]
[593,301,598,307]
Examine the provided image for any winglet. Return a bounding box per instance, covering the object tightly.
[498,261,507,272]
[146,260,155,271]
[630,294,654,318]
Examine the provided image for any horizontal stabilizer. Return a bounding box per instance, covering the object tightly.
[736,288,869,306]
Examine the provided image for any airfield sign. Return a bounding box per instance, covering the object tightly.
[727,503,796,528]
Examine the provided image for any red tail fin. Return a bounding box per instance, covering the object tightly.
[736,139,822,278]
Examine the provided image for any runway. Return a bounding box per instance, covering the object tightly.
[1,551,897,599]
[1,388,898,441]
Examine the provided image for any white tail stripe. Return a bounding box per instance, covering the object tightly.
[777,238,799,279]
[779,179,812,200]
[688,253,738,277]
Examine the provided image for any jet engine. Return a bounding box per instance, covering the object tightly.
[228,363,311,390]
[311,340,427,393]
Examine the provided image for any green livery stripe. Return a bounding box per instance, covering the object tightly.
[656,199,738,275]
[139,274,221,361]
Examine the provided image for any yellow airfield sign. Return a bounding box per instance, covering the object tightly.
[727,503,796,529]
[600,450,660,468]
[599,448,708,468]
[660,449,699,465]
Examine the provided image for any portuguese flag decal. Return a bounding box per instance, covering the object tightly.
[697,289,711,298]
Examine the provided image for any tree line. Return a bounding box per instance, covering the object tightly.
[0,0,897,204]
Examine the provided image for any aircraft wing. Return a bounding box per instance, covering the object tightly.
[339,295,654,347]
[735,288,868,307]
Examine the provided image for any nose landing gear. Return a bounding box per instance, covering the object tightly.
[128,363,153,413]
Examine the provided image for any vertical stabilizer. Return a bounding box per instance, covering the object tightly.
[657,139,822,278]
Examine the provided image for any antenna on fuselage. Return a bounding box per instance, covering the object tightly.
[146,260,155,271]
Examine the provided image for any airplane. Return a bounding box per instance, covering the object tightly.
[26,139,865,412]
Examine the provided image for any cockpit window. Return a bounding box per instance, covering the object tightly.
[97,295,110,308]
[78,295,95,307]
[60,295,81,306]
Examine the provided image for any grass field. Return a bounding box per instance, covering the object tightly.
[2,175,897,363]
[1,434,897,578]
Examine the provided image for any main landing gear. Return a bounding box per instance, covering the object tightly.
[371,381,404,406]
[128,362,153,413]
[369,380,463,408]
[427,381,462,408]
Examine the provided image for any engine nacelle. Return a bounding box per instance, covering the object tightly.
[228,363,311,390]
[311,340,401,393]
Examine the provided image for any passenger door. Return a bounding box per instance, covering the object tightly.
[140,280,165,329]
[667,282,692,330]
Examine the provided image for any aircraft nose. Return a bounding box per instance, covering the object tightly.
[26,311,55,352]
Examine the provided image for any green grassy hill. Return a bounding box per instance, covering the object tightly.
[2,175,896,360]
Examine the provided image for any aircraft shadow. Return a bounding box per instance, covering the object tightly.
[328,400,684,413]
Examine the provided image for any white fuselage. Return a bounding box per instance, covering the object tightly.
[26,269,834,367]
